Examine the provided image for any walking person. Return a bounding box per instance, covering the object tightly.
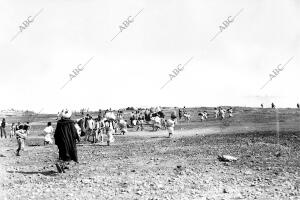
[166,114,177,138]
[54,109,80,173]
[1,118,7,138]
[10,123,16,138]
[15,125,27,156]
[43,122,54,145]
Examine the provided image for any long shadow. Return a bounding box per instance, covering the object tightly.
[7,170,58,176]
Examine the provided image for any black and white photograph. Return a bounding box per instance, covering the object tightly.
[0,0,299,199]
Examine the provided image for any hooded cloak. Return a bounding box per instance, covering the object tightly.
[54,118,79,162]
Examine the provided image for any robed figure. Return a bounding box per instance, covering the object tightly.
[54,109,79,173]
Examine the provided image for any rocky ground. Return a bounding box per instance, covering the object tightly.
[0,108,300,199]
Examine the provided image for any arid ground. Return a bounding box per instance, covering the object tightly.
[0,107,299,200]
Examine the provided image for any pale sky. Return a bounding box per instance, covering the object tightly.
[0,0,299,113]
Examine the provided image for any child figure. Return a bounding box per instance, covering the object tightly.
[166,115,177,138]
[15,125,27,156]
[43,122,54,145]
[10,123,16,138]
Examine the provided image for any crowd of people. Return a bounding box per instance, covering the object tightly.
[0,119,31,156]
[51,108,178,173]
[3,102,295,173]
[0,119,31,140]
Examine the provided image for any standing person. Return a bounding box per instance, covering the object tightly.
[144,109,151,123]
[166,114,177,138]
[178,109,183,120]
[15,125,27,156]
[219,107,225,120]
[261,104,264,108]
[54,109,79,173]
[93,118,101,142]
[157,110,166,129]
[43,122,54,145]
[10,123,16,138]
[85,116,95,142]
[0,118,7,139]
[271,103,276,109]
[130,112,135,126]
[136,114,144,131]
[297,103,299,109]
[104,112,116,146]
[214,108,219,119]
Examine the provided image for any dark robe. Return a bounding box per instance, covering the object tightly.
[54,118,79,162]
